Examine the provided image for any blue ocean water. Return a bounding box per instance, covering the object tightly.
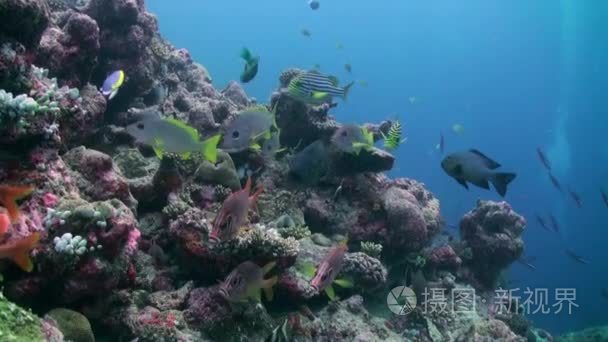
[148,0,607,334]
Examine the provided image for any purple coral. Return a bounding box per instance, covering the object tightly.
[460,200,526,288]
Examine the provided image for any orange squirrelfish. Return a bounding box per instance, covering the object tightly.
[0,184,34,222]
[0,232,40,272]
[219,261,278,302]
[305,239,353,300]
[209,177,263,244]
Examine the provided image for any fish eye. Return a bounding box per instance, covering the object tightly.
[137,123,144,129]
[321,273,328,281]
[232,131,240,139]
[232,277,240,286]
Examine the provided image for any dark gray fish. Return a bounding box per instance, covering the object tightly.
[441,149,516,197]
[567,186,583,208]
[548,172,563,193]
[289,140,331,185]
[536,147,551,170]
[565,249,590,265]
[548,214,560,233]
[221,107,275,153]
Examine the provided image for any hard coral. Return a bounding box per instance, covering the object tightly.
[460,200,526,288]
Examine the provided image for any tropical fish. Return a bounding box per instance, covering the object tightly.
[308,0,320,10]
[209,177,263,244]
[126,115,220,163]
[261,129,286,159]
[219,261,277,302]
[435,133,444,154]
[381,119,406,150]
[221,106,276,153]
[239,47,259,83]
[300,28,311,37]
[602,189,608,208]
[336,43,344,50]
[100,70,125,100]
[287,71,353,104]
[0,232,40,272]
[517,256,537,270]
[452,124,464,135]
[331,124,374,155]
[358,80,368,87]
[565,249,590,265]
[302,240,353,300]
[0,185,34,222]
[344,64,352,73]
[536,147,551,170]
[441,150,517,197]
[408,96,417,104]
[548,214,560,233]
[535,214,551,232]
[547,172,563,193]
[567,187,583,208]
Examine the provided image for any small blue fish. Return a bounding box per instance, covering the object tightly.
[100,70,125,100]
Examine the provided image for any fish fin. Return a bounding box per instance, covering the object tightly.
[263,276,278,301]
[324,285,336,300]
[261,261,277,275]
[311,92,329,100]
[180,151,192,160]
[469,178,490,190]
[9,233,40,272]
[250,143,262,152]
[455,178,469,190]
[0,185,34,222]
[201,134,221,163]
[114,70,125,89]
[152,147,164,159]
[108,90,118,100]
[469,149,501,169]
[249,287,262,302]
[299,262,316,279]
[342,81,355,101]
[328,75,339,86]
[165,118,200,143]
[333,278,354,288]
[244,177,252,193]
[362,127,375,145]
[240,47,252,62]
[491,172,517,197]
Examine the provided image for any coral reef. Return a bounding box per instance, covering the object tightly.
[0,0,538,341]
[459,200,526,288]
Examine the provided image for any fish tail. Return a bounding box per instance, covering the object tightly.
[240,47,252,62]
[261,261,277,274]
[342,81,355,101]
[201,134,221,163]
[8,232,40,272]
[263,275,278,301]
[491,172,517,197]
[0,185,34,222]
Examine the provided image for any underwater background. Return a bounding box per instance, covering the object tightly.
[148,0,608,335]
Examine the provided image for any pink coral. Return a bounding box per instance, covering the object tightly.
[428,245,462,269]
[42,192,59,207]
